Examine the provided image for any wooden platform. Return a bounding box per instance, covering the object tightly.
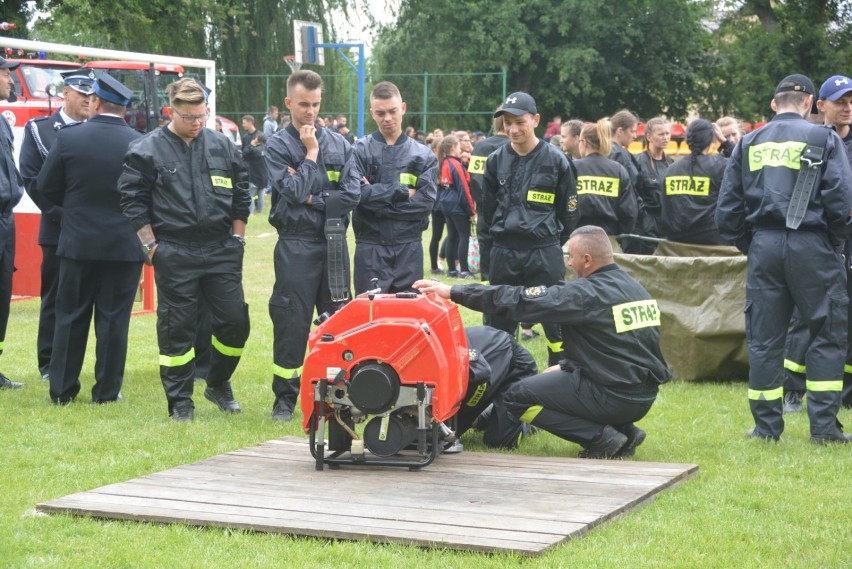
[37,437,698,555]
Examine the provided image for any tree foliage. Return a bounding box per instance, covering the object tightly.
[373,0,715,131]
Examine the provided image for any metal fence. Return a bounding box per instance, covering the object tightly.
[219,69,507,135]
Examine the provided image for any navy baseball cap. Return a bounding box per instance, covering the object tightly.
[93,74,132,106]
[0,56,20,70]
[819,75,852,101]
[494,92,537,117]
[60,68,95,95]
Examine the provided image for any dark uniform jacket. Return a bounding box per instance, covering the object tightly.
[37,115,145,262]
[482,140,579,249]
[0,117,24,217]
[265,125,361,240]
[19,111,69,246]
[573,154,638,236]
[464,325,537,413]
[450,264,671,399]
[609,142,640,187]
[716,112,852,253]
[241,129,268,189]
[634,150,673,220]
[352,131,437,245]
[468,134,510,207]
[661,153,728,245]
[119,126,251,245]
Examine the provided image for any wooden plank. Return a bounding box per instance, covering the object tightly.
[36,436,698,556]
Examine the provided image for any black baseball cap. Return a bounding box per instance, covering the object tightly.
[0,56,20,70]
[775,74,815,96]
[494,92,537,117]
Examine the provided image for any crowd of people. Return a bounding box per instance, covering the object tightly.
[1,55,851,456]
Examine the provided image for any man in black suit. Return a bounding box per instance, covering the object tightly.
[19,68,95,382]
[37,75,145,404]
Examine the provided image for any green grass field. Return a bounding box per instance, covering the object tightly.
[2,217,851,568]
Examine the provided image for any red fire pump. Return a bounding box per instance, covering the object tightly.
[300,290,469,470]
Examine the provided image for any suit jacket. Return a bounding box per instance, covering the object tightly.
[37,114,146,262]
[19,111,69,246]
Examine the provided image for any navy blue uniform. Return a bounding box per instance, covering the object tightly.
[264,125,360,413]
[37,116,144,403]
[18,111,72,378]
[716,112,852,439]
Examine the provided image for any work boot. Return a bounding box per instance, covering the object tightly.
[0,373,23,389]
[578,425,628,459]
[746,427,778,441]
[783,391,803,414]
[204,382,242,413]
[271,400,293,422]
[810,428,852,445]
[171,401,194,423]
[614,425,646,458]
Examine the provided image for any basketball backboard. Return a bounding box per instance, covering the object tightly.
[293,20,325,66]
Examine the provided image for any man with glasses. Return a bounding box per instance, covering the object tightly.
[20,68,95,384]
[0,56,24,390]
[120,77,251,422]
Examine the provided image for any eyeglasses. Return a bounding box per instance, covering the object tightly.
[562,251,572,258]
[173,111,210,124]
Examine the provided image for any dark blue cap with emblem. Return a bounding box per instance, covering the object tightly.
[494,92,537,118]
[60,68,95,95]
[93,74,132,106]
[819,75,852,102]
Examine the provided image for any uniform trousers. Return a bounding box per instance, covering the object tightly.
[37,244,60,376]
[783,235,852,407]
[504,368,654,447]
[269,238,349,411]
[746,230,847,438]
[48,258,141,403]
[354,240,423,294]
[488,243,564,366]
[0,213,14,357]
[153,239,250,413]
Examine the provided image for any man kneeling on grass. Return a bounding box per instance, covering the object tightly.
[414,225,670,459]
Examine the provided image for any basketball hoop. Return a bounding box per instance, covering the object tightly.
[283,55,301,73]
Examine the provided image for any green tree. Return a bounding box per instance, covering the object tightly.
[373,0,714,131]
[706,0,852,121]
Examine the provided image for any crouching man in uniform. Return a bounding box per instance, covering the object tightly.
[415,225,670,459]
[451,325,539,451]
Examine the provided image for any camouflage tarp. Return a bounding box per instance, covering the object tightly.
[614,241,748,381]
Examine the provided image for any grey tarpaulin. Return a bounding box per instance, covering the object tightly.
[614,240,748,381]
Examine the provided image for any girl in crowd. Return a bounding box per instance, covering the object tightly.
[435,135,476,278]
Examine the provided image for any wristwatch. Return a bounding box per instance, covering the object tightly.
[232,234,246,246]
[142,240,158,255]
